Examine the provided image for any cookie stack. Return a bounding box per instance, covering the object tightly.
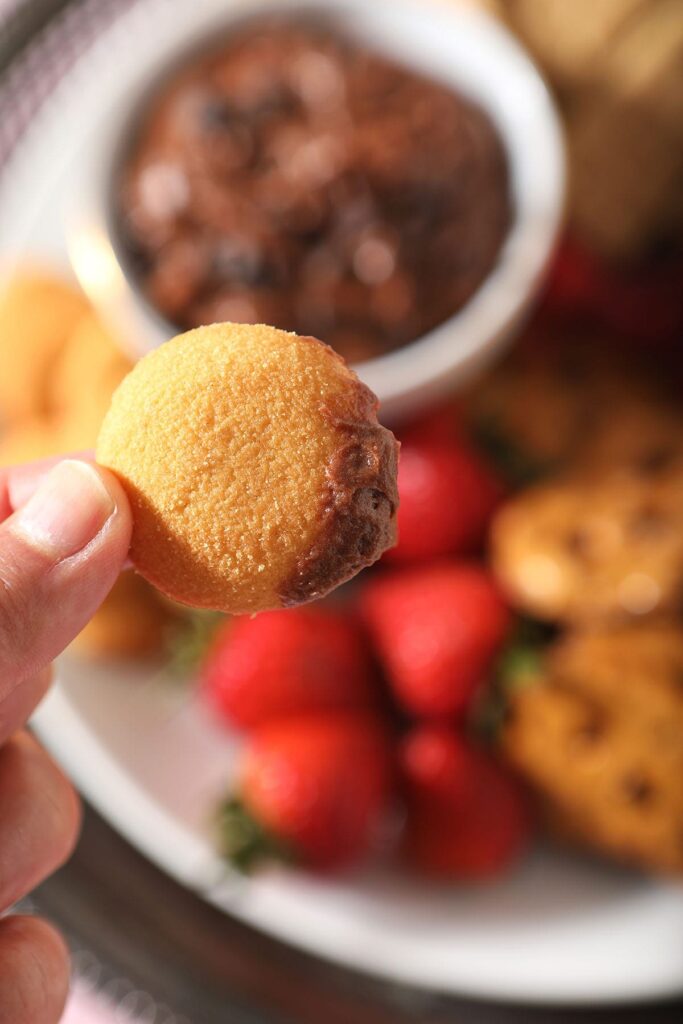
[0,268,175,659]
[465,332,683,875]
[476,0,683,262]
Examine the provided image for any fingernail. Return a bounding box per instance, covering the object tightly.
[12,460,115,559]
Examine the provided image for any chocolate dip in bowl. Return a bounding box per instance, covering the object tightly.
[66,0,565,420]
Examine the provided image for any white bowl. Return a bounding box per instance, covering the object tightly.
[66,0,565,420]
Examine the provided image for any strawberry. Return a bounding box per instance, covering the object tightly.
[221,712,393,871]
[386,428,503,563]
[543,235,600,314]
[399,723,469,803]
[545,235,683,344]
[398,404,465,446]
[594,257,683,344]
[400,727,531,879]
[361,563,510,718]
[201,607,376,730]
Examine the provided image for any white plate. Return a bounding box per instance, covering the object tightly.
[32,660,683,1005]
[1,0,682,1005]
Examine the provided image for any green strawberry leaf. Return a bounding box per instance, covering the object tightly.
[165,610,225,680]
[473,617,554,743]
[497,644,543,687]
[218,796,293,874]
[471,416,549,488]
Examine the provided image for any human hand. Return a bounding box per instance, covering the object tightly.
[0,457,132,1023]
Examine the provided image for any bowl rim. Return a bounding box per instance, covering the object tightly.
[66,0,565,419]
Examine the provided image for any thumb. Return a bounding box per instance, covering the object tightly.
[0,459,132,692]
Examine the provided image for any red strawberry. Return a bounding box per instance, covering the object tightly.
[399,404,465,446]
[594,258,683,344]
[545,235,683,344]
[222,713,393,871]
[399,724,469,803]
[400,728,531,879]
[543,235,600,313]
[361,563,510,718]
[386,432,503,562]
[201,607,376,730]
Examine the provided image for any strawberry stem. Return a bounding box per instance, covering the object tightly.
[471,416,548,487]
[472,618,554,742]
[218,797,293,873]
[497,644,543,687]
[500,617,556,680]
[165,610,225,679]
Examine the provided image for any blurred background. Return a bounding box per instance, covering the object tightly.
[1,0,682,1021]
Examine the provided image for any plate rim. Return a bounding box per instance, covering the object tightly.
[30,667,683,1007]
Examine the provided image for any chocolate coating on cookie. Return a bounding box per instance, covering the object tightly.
[280,384,398,604]
[96,322,398,613]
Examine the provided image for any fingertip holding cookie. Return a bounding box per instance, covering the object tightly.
[96,322,399,614]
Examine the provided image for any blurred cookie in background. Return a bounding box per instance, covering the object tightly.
[578,394,683,473]
[71,571,179,661]
[0,272,133,462]
[462,334,597,478]
[0,268,88,424]
[50,312,132,420]
[491,454,683,623]
[493,0,683,262]
[566,94,683,262]
[461,322,677,480]
[501,620,683,875]
[594,0,683,122]
[504,0,650,87]
[49,311,133,447]
[0,266,174,662]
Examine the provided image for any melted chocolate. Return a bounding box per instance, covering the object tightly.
[117,19,510,362]
[279,380,398,604]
